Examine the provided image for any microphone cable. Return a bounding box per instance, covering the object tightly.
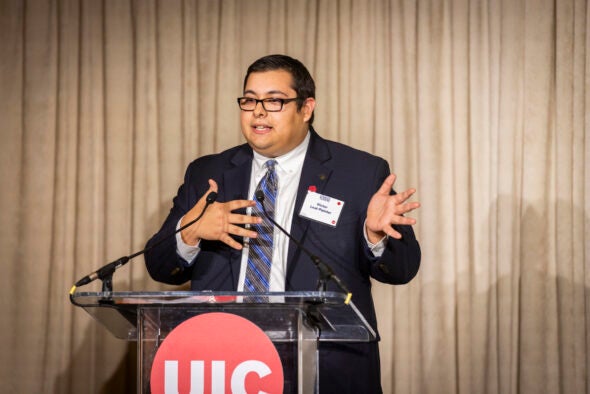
[254,190,352,304]
[69,191,218,303]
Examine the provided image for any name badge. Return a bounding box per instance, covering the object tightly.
[299,191,344,227]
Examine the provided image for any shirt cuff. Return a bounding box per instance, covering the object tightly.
[363,219,387,257]
[176,217,201,264]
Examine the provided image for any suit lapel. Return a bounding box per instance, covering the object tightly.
[286,129,332,282]
[221,144,253,288]
[222,145,253,201]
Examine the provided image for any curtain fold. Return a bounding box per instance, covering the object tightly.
[0,0,587,392]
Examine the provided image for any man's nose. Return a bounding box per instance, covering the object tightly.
[253,101,267,116]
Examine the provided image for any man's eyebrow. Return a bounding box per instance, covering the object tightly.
[243,89,289,96]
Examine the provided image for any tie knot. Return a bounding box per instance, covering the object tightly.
[264,160,277,172]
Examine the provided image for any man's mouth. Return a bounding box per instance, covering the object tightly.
[252,125,272,133]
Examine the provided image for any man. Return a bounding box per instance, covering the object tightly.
[145,54,421,393]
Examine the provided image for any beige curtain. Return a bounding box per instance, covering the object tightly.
[1,0,588,393]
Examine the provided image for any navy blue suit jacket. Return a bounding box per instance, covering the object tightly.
[145,129,420,393]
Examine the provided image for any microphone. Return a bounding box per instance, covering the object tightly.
[70,191,218,294]
[254,190,352,304]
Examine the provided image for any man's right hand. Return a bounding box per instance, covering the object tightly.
[180,179,262,250]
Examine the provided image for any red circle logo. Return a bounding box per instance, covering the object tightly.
[150,312,284,393]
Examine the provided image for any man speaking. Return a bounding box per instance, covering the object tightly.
[145,54,421,393]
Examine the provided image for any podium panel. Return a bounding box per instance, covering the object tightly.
[71,291,376,393]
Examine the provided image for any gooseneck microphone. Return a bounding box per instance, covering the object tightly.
[254,190,352,304]
[70,191,218,294]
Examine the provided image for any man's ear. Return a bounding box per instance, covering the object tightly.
[301,97,316,123]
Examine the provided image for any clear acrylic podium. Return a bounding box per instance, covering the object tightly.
[71,291,376,393]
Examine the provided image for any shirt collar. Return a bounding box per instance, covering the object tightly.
[252,131,310,176]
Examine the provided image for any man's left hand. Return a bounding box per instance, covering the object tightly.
[365,174,420,243]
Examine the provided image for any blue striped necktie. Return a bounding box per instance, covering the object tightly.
[245,160,278,297]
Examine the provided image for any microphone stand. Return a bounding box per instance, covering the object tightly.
[254,191,352,304]
[70,191,218,300]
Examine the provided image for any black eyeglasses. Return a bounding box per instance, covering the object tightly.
[237,97,300,112]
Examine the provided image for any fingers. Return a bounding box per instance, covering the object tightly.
[376,174,397,195]
[366,176,420,240]
[203,199,261,250]
[227,223,259,239]
[218,221,261,250]
[207,178,219,193]
[228,212,262,225]
[225,198,257,212]
[390,198,419,226]
[381,213,415,239]
[392,187,420,215]
[199,179,219,203]
[394,187,416,204]
[393,215,417,226]
[396,201,421,217]
[382,225,402,240]
[376,191,420,232]
[219,233,244,250]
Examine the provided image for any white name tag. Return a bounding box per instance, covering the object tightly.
[299,191,345,227]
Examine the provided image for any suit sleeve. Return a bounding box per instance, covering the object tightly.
[144,163,202,285]
[364,160,421,284]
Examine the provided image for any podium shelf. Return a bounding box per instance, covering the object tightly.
[72,290,376,342]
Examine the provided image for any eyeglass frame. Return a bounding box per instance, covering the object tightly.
[236,97,302,112]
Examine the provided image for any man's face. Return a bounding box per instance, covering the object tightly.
[240,70,315,158]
